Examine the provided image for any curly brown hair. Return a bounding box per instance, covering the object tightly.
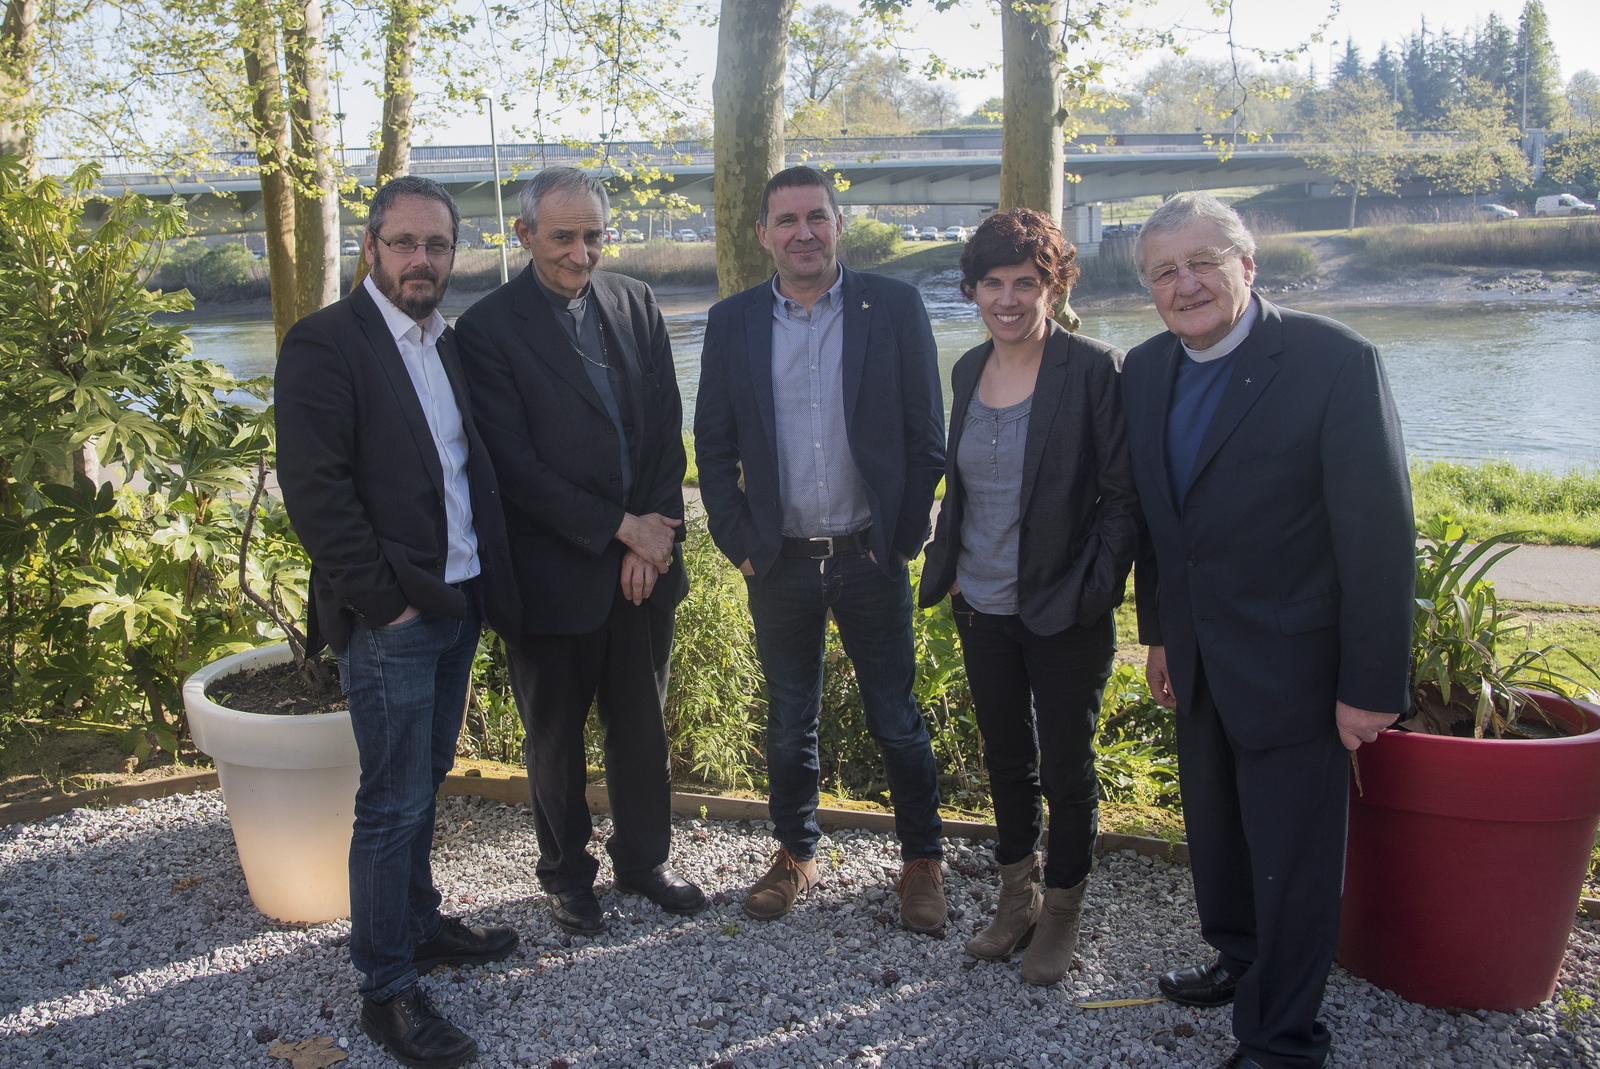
[958,208,1079,301]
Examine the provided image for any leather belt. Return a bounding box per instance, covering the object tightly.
[781,527,872,560]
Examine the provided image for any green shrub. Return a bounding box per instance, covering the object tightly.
[155,239,262,301]
[838,217,903,270]
[1253,237,1319,284]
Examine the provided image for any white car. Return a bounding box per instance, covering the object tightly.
[1476,204,1518,221]
[900,224,918,240]
[340,239,360,256]
[675,229,699,242]
[944,225,967,241]
[919,226,940,241]
[1534,194,1595,218]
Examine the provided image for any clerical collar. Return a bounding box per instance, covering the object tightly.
[533,271,590,313]
[1182,296,1259,364]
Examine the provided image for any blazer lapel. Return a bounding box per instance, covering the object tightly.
[1149,333,1184,519]
[840,266,868,422]
[1020,324,1073,520]
[942,343,986,533]
[590,278,649,491]
[352,286,445,498]
[511,267,610,419]
[742,287,780,463]
[1184,297,1284,498]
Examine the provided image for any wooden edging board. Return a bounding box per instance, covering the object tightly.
[8,768,1600,923]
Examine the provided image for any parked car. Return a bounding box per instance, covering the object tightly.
[1534,194,1596,218]
[943,225,967,241]
[675,229,699,242]
[919,226,940,241]
[340,239,360,256]
[900,225,919,240]
[1476,203,1519,221]
[622,229,645,243]
[699,227,716,241]
[605,226,620,244]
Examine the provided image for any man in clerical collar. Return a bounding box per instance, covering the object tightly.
[455,167,705,937]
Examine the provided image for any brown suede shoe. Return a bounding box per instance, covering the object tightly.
[965,852,1042,960]
[1021,877,1088,985]
[743,846,820,920]
[896,857,948,934]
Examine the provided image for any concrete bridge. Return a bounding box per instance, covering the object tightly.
[71,132,1414,235]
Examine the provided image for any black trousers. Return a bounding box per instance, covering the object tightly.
[952,595,1116,889]
[1180,660,1350,1069]
[506,589,674,894]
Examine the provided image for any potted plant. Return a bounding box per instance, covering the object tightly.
[184,458,356,924]
[1338,518,1600,1011]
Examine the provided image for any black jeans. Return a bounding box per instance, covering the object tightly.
[951,594,1115,889]
[506,589,675,894]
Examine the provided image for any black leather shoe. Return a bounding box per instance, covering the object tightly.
[547,887,606,936]
[413,916,518,974]
[360,983,477,1069]
[614,866,710,915]
[1219,1050,1265,1068]
[1158,957,1240,1007]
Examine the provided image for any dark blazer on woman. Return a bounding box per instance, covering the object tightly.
[453,265,688,636]
[275,284,521,655]
[918,321,1140,635]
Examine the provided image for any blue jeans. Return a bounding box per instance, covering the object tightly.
[340,595,479,1002]
[745,550,942,862]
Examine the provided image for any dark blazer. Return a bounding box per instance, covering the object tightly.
[694,265,945,579]
[274,284,520,655]
[1122,295,1415,750]
[918,322,1140,634]
[453,265,688,636]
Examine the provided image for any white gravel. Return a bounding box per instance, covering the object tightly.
[1,791,1596,1069]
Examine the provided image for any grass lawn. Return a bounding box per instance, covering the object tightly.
[1412,460,1600,547]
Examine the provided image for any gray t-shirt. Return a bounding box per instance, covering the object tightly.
[954,391,1032,614]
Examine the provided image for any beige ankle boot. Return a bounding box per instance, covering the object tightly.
[1020,877,1088,985]
[965,853,1043,960]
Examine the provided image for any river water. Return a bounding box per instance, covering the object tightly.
[181,292,1600,470]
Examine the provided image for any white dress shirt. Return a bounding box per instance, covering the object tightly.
[363,275,480,583]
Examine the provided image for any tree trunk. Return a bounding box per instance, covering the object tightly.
[712,0,794,297]
[353,0,421,292]
[1348,185,1359,230]
[999,0,1064,226]
[285,0,340,318]
[243,26,299,349]
[0,0,38,166]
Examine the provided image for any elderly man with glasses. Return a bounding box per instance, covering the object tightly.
[1120,193,1414,1069]
[276,175,523,1069]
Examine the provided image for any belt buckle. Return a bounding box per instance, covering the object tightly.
[815,535,835,559]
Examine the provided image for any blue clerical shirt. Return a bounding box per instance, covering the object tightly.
[1164,298,1259,508]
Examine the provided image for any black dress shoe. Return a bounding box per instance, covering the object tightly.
[547,887,606,936]
[360,983,477,1069]
[413,916,519,973]
[1219,1050,1265,1068]
[1158,957,1240,1007]
[614,866,709,915]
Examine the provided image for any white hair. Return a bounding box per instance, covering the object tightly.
[1134,192,1257,276]
[517,166,610,232]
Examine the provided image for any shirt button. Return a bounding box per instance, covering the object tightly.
[605,426,615,435]
[817,481,825,487]
[815,442,822,448]
[1187,555,1198,566]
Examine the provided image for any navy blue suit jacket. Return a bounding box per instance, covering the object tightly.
[1122,296,1415,749]
[694,265,945,579]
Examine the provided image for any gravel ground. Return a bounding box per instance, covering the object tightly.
[2,791,1596,1069]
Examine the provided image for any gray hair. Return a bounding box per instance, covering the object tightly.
[517,166,610,232]
[1134,192,1257,276]
[368,175,460,240]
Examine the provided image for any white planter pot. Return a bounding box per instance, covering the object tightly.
[184,644,359,923]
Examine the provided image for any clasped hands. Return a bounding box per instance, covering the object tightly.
[1144,645,1398,751]
[616,512,682,605]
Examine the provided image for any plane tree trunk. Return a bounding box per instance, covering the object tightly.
[242,21,299,349]
[285,0,339,318]
[0,0,37,165]
[353,0,421,292]
[999,0,1064,226]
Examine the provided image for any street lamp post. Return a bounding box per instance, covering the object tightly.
[477,93,510,285]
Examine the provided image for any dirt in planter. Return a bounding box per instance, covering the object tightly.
[207,661,348,716]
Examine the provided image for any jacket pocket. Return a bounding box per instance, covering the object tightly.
[1276,593,1339,635]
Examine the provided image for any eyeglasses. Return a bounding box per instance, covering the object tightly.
[1141,244,1239,289]
[371,235,468,259]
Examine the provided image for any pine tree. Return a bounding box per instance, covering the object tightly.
[1515,0,1563,129]
[1335,39,1365,85]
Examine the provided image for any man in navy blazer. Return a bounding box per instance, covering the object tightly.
[695,166,948,932]
[1120,193,1414,1069]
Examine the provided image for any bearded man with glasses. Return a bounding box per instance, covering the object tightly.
[1120,193,1414,1069]
[276,175,523,1069]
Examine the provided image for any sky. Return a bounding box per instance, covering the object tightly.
[336,0,1600,148]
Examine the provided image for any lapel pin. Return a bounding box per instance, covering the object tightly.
[861,302,871,311]
[1245,377,1253,385]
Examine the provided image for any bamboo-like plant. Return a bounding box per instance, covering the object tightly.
[1404,516,1599,739]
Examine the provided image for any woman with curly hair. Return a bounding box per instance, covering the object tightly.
[919,208,1141,984]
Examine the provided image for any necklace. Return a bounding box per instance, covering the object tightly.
[567,298,611,369]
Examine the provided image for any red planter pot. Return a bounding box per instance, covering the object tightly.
[1339,692,1600,1011]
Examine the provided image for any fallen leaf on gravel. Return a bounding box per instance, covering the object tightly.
[1174,1022,1196,1037]
[267,1036,348,1069]
[1075,998,1166,1009]
[254,1027,280,1044]
[82,933,99,943]
[170,876,204,892]
[109,911,125,921]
